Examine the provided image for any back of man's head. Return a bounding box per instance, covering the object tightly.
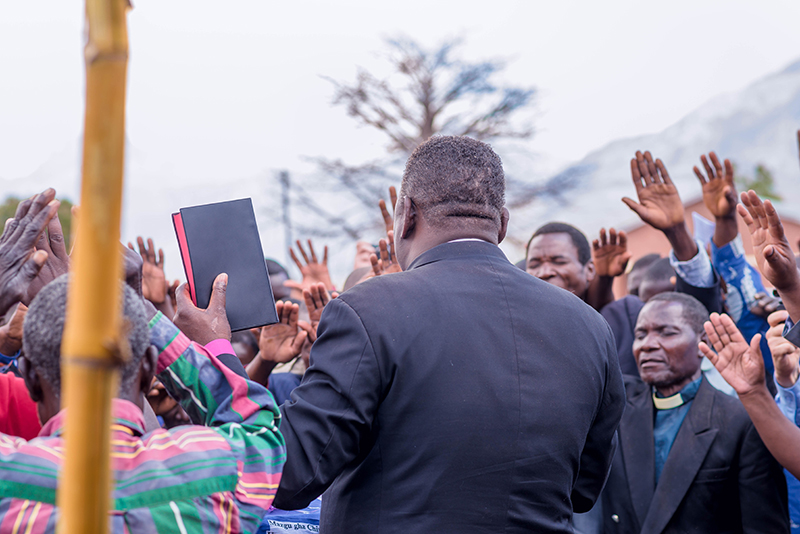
[639,257,675,302]
[627,253,661,296]
[400,135,505,227]
[527,222,591,265]
[23,275,150,399]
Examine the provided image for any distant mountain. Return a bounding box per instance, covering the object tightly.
[515,58,800,245]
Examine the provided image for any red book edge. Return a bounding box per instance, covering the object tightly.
[171,212,197,305]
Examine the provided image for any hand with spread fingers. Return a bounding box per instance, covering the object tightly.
[369,231,402,277]
[737,191,799,294]
[699,313,765,398]
[694,152,737,219]
[766,310,800,388]
[0,189,61,315]
[622,151,685,231]
[254,301,307,365]
[592,228,631,278]
[130,236,167,305]
[302,282,336,343]
[694,151,738,247]
[287,240,335,292]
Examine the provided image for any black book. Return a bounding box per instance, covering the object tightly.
[172,198,278,331]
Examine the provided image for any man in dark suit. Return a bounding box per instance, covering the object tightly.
[602,291,789,534]
[273,135,626,533]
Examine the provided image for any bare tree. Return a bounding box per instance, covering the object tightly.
[290,36,570,241]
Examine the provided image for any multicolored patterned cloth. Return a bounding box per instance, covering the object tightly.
[0,312,285,533]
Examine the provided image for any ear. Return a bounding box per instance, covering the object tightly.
[138,345,158,395]
[398,196,417,240]
[584,259,597,284]
[18,355,43,403]
[498,208,510,244]
[698,330,710,358]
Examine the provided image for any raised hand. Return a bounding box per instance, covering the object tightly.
[23,205,70,305]
[622,151,685,231]
[253,301,307,364]
[173,273,231,345]
[591,228,631,278]
[0,189,61,315]
[378,185,398,235]
[694,152,737,219]
[766,310,800,388]
[287,239,335,292]
[0,303,27,357]
[700,313,766,398]
[130,236,167,304]
[737,190,799,292]
[369,231,402,277]
[302,282,338,343]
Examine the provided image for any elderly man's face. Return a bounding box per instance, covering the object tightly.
[633,301,703,390]
[526,233,594,298]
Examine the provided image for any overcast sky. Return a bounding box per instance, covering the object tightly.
[2,0,800,187]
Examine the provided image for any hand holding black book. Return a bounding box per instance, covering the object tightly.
[172,198,278,331]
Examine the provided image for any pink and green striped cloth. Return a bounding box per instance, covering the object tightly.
[0,312,285,533]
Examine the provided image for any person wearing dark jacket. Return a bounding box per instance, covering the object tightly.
[602,292,789,534]
[274,136,626,534]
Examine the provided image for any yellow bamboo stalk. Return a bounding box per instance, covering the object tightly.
[59,0,130,532]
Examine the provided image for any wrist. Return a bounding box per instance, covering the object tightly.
[662,223,698,261]
[0,340,20,358]
[737,382,774,404]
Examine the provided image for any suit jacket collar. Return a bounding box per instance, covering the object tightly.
[407,240,507,271]
[620,377,655,529]
[640,377,718,534]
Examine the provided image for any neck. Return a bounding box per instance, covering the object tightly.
[654,370,701,398]
[403,226,498,269]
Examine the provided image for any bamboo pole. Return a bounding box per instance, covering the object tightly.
[59,0,130,532]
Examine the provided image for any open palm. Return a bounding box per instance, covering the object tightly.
[700,313,765,397]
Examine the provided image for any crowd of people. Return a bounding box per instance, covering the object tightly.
[0,133,799,533]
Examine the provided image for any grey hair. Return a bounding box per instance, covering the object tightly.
[22,274,151,398]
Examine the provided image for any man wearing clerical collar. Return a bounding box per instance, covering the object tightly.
[600,291,790,534]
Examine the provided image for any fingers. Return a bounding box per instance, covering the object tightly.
[768,309,790,327]
[208,273,228,313]
[291,330,308,355]
[379,199,393,232]
[718,312,746,344]
[370,253,381,277]
[618,229,628,249]
[637,151,653,184]
[763,199,787,240]
[704,313,726,353]
[283,279,303,291]
[307,239,318,263]
[175,283,195,311]
[289,247,304,271]
[749,333,764,363]
[46,211,68,259]
[655,159,672,185]
[157,248,164,269]
[298,320,316,344]
[389,186,398,211]
[379,238,390,264]
[323,245,328,265]
[630,158,644,193]
[296,240,310,264]
[621,197,646,218]
[708,152,723,178]
[699,341,717,364]
[18,198,60,252]
[723,159,734,183]
[137,236,147,259]
[693,166,707,185]
[598,228,607,248]
[737,203,756,235]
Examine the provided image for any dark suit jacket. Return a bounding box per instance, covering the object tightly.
[274,241,626,534]
[602,375,789,534]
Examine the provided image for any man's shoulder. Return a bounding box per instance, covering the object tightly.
[699,380,753,432]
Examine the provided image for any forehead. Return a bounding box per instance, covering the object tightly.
[527,233,580,260]
[636,301,688,329]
